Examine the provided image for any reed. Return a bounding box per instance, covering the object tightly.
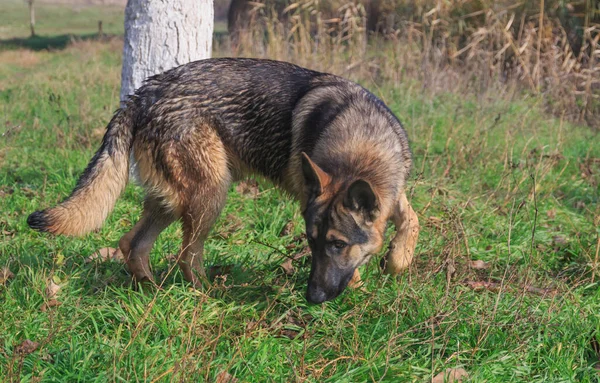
[218,0,600,128]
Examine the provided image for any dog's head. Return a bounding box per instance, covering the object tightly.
[301,153,386,303]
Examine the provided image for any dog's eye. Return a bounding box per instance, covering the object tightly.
[332,240,347,249]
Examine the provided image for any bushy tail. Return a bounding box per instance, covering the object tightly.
[28,108,134,236]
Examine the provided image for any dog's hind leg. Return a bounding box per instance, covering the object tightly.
[119,197,176,284]
[178,189,228,288]
[382,192,419,274]
[169,119,232,288]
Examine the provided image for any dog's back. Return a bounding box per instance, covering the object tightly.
[131,58,410,196]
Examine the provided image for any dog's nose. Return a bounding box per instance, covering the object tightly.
[306,285,327,304]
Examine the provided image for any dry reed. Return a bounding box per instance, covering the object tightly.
[218,0,600,128]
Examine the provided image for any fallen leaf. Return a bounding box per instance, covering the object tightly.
[464,280,500,292]
[281,258,295,275]
[46,279,61,298]
[431,368,469,383]
[469,260,490,270]
[284,235,308,251]
[215,371,238,383]
[546,209,556,219]
[86,247,124,263]
[280,246,311,275]
[0,267,15,285]
[279,220,295,237]
[279,328,301,339]
[14,339,39,355]
[235,180,259,198]
[40,299,62,312]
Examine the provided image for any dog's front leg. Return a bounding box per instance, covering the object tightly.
[382,193,419,274]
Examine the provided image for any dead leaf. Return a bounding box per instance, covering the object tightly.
[86,247,124,263]
[46,279,61,299]
[235,180,259,198]
[431,368,469,383]
[14,339,39,355]
[464,280,500,292]
[281,258,295,275]
[215,371,238,383]
[546,209,556,219]
[0,267,14,285]
[284,235,308,251]
[279,220,295,237]
[279,328,301,339]
[40,299,62,312]
[280,246,311,275]
[469,260,490,270]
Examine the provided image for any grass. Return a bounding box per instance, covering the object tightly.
[1,5,600,383]
[0,0,124,51]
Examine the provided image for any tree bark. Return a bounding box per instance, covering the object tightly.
[120,0,214,103]
[28,0,35,37]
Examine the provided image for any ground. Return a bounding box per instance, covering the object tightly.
[1,1,599,382]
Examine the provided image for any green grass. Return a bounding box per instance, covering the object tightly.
[0,0,124,50]
[1,11,600,383]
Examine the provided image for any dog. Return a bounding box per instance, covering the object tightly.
[27,58,419,303]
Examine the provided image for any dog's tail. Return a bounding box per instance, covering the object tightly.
[28,107,134,236]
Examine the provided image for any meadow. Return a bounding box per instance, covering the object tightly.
[1,1,599,382]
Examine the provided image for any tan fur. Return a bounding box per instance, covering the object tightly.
[46,150,129,236]
[134,146,182,213]
[383,193,420,274]
[325,229,349,243]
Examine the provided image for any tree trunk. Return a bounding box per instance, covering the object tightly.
[120,0,214,103]
[28,0,35,37]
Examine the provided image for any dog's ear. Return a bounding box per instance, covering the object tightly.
[344,179,379,221]
[301,152,331,197]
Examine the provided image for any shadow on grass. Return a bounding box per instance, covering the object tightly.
[0,33,119,51]
[1,31,229,51]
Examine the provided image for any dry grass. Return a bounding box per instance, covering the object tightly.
[0,49,42,68]
[221,0,600,128]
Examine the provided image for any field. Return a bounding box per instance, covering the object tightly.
[1,1,600,382]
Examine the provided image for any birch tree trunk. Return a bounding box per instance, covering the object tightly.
[28,0,36,37]
[120,0,214,103]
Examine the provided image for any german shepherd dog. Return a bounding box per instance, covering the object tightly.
[28,58,419,303]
